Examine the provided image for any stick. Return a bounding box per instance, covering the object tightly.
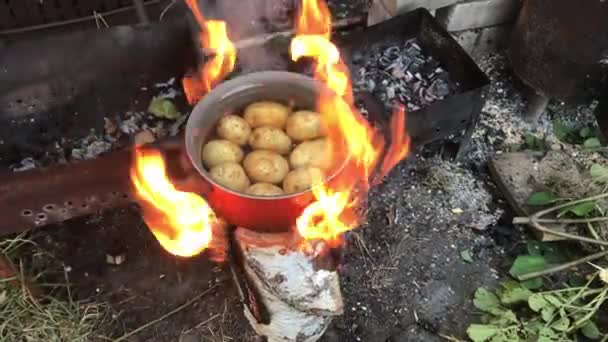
[517,250,608,281]
[112,284,218,342]
[133,0,151,24]
[0,0,161,35]
[513,192,608,247]
[197,15,365,58]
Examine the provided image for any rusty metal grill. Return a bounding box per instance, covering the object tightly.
[0,0,137,30]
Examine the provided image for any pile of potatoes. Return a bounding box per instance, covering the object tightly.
[201,101,331,196]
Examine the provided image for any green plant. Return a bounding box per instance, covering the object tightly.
[521,134,549,151]
[467,273,607,342]
[553,121,603,149]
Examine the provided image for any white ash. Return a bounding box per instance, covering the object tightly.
[70,133,113,160]
[351,38,456,112]
[154,77,176,88]
[120,111,147,134]
[425,160,502,231]
[156,88,181,100]
[12,157,38,172]
[154,77,182,99]
[464,53,599,164]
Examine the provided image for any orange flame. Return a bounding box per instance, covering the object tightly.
[292,0,410,246]
[182,0,236,104]
[296,0,332,38]
[130,149,217,257]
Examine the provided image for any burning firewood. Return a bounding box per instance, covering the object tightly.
[232,228,343,342]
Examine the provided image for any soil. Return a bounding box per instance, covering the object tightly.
[2,3,605,342]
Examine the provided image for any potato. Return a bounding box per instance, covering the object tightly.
[285,110,323,141]
[289,138,331,170]
[209,162,250,192]
[246,183,284,196]
[201,139,244,168]
[283,167,324,194]
[243,150,290,184]
[216,115,251,146]
[248,126,292,154]
[244,101,290,129]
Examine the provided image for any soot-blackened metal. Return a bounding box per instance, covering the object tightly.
[0,137,190,236]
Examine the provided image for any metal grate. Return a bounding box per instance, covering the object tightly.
[0,0,134,30]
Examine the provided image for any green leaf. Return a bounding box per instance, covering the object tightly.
[553,121,573,141]
[551,317,570,332]
[537,327,558,342]
[524,321,544,334]
[527,241,543,256]
[522,277,544,289]
[584,137,602,148]
[493,309,518,326]
[559,201,596,217]
[590,163,608,184]
[461,249,474,263]
[526,241,565,263]
[510,255,547,278]
[581,321,601,340]
[580,127,593,138]
[539,327,557,337]
[544,294,563,307]
[525,133,536,146]
[467,324,499,342]
[527,192,557,206]
[541,306,556,322]
[528,293,548,312]
[473,288,501,312]
[524,134,546,151]
[498,281,532,304]
[148,96,181,120]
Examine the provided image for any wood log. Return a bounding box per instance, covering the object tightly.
[233,228,343,342]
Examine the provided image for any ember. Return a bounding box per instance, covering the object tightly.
[352,38,455,112]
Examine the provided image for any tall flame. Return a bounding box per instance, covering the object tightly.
[130,149,217,257]
[292,0,410,246]
[182,0,236,104]
[130,1,235,258]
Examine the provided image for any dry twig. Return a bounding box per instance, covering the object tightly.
[517,250,608,281]
[112,284,218,342]
[513,193,608,247]
[513,193,608,280]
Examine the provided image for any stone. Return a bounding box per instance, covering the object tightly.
[368,0,460,26]
[489,151,608,242]
[436,0,521,32]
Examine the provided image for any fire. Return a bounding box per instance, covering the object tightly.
[130,149,217,257]
[182,0,236,104]
[292,0,410,245]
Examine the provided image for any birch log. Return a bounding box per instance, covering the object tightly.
[233,228,344,342]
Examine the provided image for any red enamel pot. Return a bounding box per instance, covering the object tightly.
[185,71,346,232]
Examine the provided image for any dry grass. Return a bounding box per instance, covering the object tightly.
[0,235,107,342]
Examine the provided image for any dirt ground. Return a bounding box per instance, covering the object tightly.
[2,2,605,342]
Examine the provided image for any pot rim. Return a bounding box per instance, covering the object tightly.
[185,71,351,201]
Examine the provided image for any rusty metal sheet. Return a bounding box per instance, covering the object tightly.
[0,136,195,237]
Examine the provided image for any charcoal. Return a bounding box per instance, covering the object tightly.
[352,38,456,112]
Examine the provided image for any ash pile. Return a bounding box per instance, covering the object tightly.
[352,38,457,111]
